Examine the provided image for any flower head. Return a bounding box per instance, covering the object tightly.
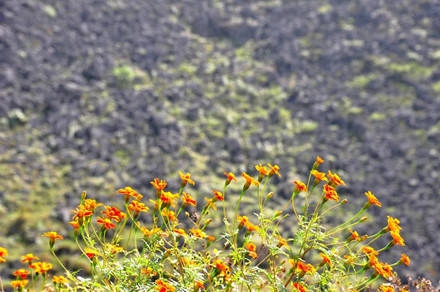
[364,191,382,207]
[155,279,176,292]
[267,163,281,177]
[182,192,197,206]
[255,163,269,181]
[52,275,69,285]
[43,231,63,248]
[117,186,143,202]
[128,200,149,217]
[224,171,237,186]
[293,180,307,193]
[400,253,410,266]
[241,172,259,191]
[390,230,405,246]
[13,269,30,279]
[212,190,224,201]
[311,170,328,183]
[319,253,332,267]
[327,170,345,187]
[102,206,126,222]
[30,261,52,274]
[11,280,29,289]
[323,184,340,202]
[96,217,116,230]
[244,242,258,259]
[0,246,8,263]
[179,171,195,187]
[150,178,167,192]
[21,253,39,265]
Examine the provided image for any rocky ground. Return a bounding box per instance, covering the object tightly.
[1,0,439,285]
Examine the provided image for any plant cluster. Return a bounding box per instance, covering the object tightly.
[1,157,412,291]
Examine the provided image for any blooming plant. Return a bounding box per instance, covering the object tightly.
[0,157,411,291]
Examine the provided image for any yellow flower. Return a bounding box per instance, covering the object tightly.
[179,171,195,187]
[52,275,69,285]
[390,230,405,246]
[267,163,281,177]
[387,216,402,232]
[349,230,361,241]
[128,200,149,216]
[11,279,29,289]
[378,284,395,292]
[364,191,382,207]
[160,191,179,206]
[0,246,8,263]
[96,217,116,230]
[155,279,176,292]
[255,163,269,180]
[30,261,52,274]
[292,282,307,292]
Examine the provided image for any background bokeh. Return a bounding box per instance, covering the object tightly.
[1,0,439,284]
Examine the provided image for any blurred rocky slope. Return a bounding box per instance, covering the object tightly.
[1,0,439,283]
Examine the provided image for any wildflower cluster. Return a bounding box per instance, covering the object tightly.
[0,157,410,291]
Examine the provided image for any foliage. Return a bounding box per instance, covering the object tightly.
[0,157,414,291]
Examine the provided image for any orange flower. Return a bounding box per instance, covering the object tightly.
[290,260,314,274]
[364,191,382,207]
[212,190,224,201]
[43,231,63,248]
[72,205,93,225]
[292,282,307,292]
[400,253,410,266]
[327,170,345,187]
[276,235,288,248]
[83,198,103,212]
[179,171,195,187]
[0,246,8,263]
[190,228,208,239]
[214,259,231,278]
[241,172,259,191]
[117,186,143,202]
[102,206,126,222]
[267,163,281,177]
[224,172,237,185]
[319,253,332,267]
[194,280,205,290]
[96,217,116,230]
[244,242,258,259]
[161,209,177,222]
[373,261,393,279]
[173,228,187,236]
[155,279,176,292]
[182,192,197,206]
[390,230,405,246]
[362,246,379,257]
[315,155,324,166]
[160,191,179,206]
[150,178,167,191]
[310,170,328,183]
[69,220,81,231]
[349,230,361,241]
[52,275,69,285]
[378,284,395,292]
[323,184,340,202]
[11,279,29,289]
[13,269,30,279]
[30,261,52,274]
[128,200,149,216]
[237,215,250,227]
[293,180,307,192]
[21,253,39,265]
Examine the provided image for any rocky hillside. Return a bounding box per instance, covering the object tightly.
[1,0,439,284]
